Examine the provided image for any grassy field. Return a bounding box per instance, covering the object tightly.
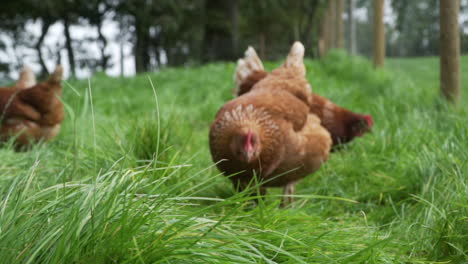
[0,51,467,263]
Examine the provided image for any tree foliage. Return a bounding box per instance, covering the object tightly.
[0,0,467,77]
[0,0,328,76]
[390,0,440,56]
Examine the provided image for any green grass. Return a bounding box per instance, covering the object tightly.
[0,51,467,263]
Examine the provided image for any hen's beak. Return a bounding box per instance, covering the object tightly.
[245,149,255,163]
[243,131,256,162]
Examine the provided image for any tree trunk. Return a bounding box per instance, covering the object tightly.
[301,0,321,57]
[320,1,335,56]
[293,21,300,41]
[230,0,239,57]
[134,19,150,73]
[440,0,460,104]
[301,3,314,42]
[319,21,326,57]
[291,0,300,41]
[319,11,329,57]
[55,47,62,66]
[97,18,109,71]
[329,0,337,49]
[373,0,385,68]
[347,0,357,54]
[63,17,76,77]
[120,40,124,77]
[336,0,344,49]
[259,33,266,59]
[154,47,161,68]
[202,0,238,62]
[35,20,51,76]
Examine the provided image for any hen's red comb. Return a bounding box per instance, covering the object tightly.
[364,115,373,128]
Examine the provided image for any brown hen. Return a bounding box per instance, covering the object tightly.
[210,42,331,206]
[0,66,64,148]
[14,65,37,89]
[235,45,373,147]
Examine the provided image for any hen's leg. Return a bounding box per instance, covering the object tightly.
[280,182,296,207]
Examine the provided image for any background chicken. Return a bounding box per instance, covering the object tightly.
[235,46,373,146]
[0,66,64,148]
[14,66,37,89]
[210,42,331,206]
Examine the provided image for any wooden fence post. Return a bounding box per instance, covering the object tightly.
[373,0,385,68]
[440,0,461,104]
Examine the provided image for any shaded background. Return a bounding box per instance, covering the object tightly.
[0,0,467,80]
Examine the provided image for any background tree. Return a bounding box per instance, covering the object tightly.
[390,0,439,57]
[336,0,344,49]
[0,0,59,76]
[1,0,466,78]
[319,1,336,57]
[347,0,357,54]
[440,0,461,104]
[240,0,326,60]
[329,0,337,50]
[202,0,239,62]
[373,0,385,68]
[79,0,112,71]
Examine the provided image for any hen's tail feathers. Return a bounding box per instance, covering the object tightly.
[16,65,36,89]
[47,65,63,84]
[234,46,264,90]
[284,41,306,76]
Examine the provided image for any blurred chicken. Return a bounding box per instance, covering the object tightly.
[0,119,61,147]
[0,66,64,148]
[235,46,373,146]
[210,42,331,206]
[307,94,373,145]
[15,65,37,89]
[236,44,311,105]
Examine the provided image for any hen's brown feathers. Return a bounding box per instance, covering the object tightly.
[267,114,330,186]
[253,67,311,106]
[0,88,41,122]
[283,41,306,76]
[237,70,268,96]
[234,48,373,147]
[210,89,330,187]
[210,90,300,181]
[308,94,372,145]
[15,66,37,89]
[235,46,265,90]
[0,119,61,147]
[0,65,64,148]
[210,42,331,199]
